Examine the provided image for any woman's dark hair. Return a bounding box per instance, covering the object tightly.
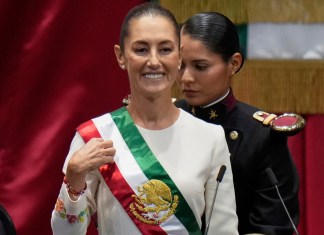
[181,12,244,73]
[119,3,180,52]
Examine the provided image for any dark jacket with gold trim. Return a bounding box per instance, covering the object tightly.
[175,90,300,235]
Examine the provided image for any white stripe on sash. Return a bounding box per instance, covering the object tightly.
[92,113,189,234]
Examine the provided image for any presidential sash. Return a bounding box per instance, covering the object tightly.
[77,107,201,235]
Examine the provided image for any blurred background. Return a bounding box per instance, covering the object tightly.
[1,0,323,234]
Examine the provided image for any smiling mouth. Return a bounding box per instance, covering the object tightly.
[144,73,164,80]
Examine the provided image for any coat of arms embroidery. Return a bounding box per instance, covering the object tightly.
[130,179,179,225]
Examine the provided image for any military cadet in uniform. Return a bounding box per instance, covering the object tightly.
[174,12,305,235]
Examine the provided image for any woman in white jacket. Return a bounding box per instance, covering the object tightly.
[51,3,238,235]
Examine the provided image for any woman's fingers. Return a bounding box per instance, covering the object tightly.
[95,139,116,163]
[68,138,116,174]
[99,139,113,148]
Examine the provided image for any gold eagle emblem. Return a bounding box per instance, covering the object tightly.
[130,179,179,225]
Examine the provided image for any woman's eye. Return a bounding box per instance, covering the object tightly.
[134,48,148,54]
[195,64,208,71]
[160,47,172,54]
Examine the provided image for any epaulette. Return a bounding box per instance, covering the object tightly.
[253,111,306,136]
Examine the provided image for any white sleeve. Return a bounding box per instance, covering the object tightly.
[205,126,239,235]
[51,133,99,235]
[51,184,89,235]
[62,132,85,174]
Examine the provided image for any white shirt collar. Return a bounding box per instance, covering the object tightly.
[203,89,230,108]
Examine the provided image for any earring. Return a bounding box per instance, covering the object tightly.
[178,61,182,70]
[121,65,125,70]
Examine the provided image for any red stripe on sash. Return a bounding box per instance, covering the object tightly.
[77,120,167,235]
[77,120,101,142]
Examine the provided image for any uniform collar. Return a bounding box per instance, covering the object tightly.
[189,88,236,124]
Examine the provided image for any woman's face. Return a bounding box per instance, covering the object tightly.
[177,34,234,106]
[115,15,180,98]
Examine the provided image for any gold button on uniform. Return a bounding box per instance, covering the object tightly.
[229,131,239,140]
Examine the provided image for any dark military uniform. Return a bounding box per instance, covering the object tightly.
[175,89,300,235]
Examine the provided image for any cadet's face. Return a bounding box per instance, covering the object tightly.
[177,34,233,106]
[120,15,180,97]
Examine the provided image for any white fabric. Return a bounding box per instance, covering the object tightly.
[51,109,238,235]
[93,113,187,233]
[248,23,324,59]
[203,89,230,108]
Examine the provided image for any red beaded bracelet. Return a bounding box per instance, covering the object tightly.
[63,176,87,197]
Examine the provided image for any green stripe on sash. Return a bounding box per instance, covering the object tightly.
[111,107,201,235]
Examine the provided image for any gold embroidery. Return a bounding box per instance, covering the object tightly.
[130,179,179,225]
[191,107,196,115]
[209,109,218,119]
